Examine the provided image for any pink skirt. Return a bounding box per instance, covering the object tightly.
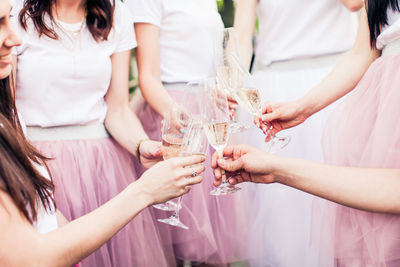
[134,85,254,264]
[32,135,176,267]
[313,53,400,266]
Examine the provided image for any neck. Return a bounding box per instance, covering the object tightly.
[54,0,86,23]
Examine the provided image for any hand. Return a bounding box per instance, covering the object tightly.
[138,155,206,205]
[139,140,163,168]
[254,101,308,142]
[211,145,278,186]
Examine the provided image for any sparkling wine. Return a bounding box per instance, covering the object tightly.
[162,137,182,160]
[203,121,230,151]
[234,87,261,115]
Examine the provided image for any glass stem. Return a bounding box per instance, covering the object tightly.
[218,149,227,182]
[174,196,183,218]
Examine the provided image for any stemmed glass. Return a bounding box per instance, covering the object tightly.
[200,77,241,195]
[214,27,249,133]
[228,55,291,151]
[158,119,208,229]
[153,103,187,211]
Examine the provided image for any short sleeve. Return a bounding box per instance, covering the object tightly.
[125,0,163,27]
[113,1,137,53]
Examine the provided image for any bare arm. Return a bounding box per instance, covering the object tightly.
[0,155,205,267]
[298,9,379,117]
[261,10,380,135]
[135,23,173,117]
[340,0,365,11]
[212,145,400,214]
[233,0,257,70]
[104,50,149,157]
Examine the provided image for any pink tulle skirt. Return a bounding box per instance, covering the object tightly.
[313,53,400,266]
[33,137,175,267]
[133,85,253,264]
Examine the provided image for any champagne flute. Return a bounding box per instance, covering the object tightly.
[214,27,248,133]
[200,77,241,195]
[229,55,291,151]
[153,103,187,211]
[158,119,208,230]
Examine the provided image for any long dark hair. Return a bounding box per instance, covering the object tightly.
[19,0,115,42]
[0,76,55,223]
[367,0,400,47]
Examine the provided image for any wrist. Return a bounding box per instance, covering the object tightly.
[136,138,150,161]
[296,97,314,121]
[127,180,153,207]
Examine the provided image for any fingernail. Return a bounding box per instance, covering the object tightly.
[261,115,267,121]
[256,122,260,127]
[179,128,185,134]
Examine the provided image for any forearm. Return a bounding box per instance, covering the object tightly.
[40,182,149,266]
[273,158,400,214]
[139,75,173,117]
[298,50,376,117]
[104,105,149,157]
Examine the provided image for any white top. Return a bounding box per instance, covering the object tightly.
[19,115,58,234]
[376,8,400,50]
[126,0,224,83]
[12,0,136,127]
[255,0,358,66]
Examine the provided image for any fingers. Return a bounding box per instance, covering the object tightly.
[171,154,206,168]
[217,157,244,172]
[180,163,206,179]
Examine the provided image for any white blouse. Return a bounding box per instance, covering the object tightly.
[376,8,400,50]
[126,0,224,83]
[12,0,136,127]
[255,0,358,66]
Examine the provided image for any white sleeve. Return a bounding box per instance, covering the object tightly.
[114,1,137,53]
[125,0,163,27]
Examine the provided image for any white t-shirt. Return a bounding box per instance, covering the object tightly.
[126,0,224,83]
[255,0,358,65]
[19,115,58,234]
[12,0,137,127]
[376,8,400,50]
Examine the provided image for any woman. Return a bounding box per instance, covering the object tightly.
[127,0,250,265]
[214,1,400,266]
[0,1,205,266]
[11,0,176,265]
[232,1,362,266]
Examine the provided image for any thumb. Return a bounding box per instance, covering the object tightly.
[217,158,244,172]
[261,111,280,122]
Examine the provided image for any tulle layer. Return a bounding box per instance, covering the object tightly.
[234,60,339,267]
[315,53,400,266]
[33,137,175,267]
[134,88,253,264]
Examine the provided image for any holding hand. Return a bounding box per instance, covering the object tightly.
[254,101,309,141]
[139,140,163,168]
[211,145,278,186]
[138,155,205,205]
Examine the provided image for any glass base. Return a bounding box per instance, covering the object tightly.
[210,181,241,196]
[229,122,249,133]
[158,215,189,230]
[153,200,181,211]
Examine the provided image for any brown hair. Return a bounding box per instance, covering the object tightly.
[18,0,116,42]
[0,76,55,223]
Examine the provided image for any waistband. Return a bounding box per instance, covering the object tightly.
[381,38,400,57]
[26,123,110,141]
[162,82,188,91]
[254,52,345,72]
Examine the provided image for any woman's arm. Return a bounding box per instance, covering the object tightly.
[260,9,380,135]
[340,0,364,11]
[233,0,258,70]
[104,50,156,160]
[212,145,400,214]
[0,155,205,267]
[135,23,173,117]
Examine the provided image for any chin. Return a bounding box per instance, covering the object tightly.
[0,65,12,79]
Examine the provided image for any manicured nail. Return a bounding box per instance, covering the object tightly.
[179,128,185,134]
